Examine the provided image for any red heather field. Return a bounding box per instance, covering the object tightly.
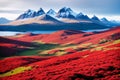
[0,27,120,80]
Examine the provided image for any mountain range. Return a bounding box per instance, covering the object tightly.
[8,7,119,26]
[16,7,78,20]
[0,17,11,24]
[0,7,120,32]
[15,7,100,22]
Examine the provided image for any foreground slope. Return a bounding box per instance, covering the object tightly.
[0,39,120,80]
[0,27,120,80]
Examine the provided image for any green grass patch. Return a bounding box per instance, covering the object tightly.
[0,66,32,77]
[17,43,60,56]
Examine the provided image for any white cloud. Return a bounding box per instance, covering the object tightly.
[0,13,19,20]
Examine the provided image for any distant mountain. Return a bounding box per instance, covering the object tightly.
[76,12,90,20]
[90,15,107,26]
[91,15,100,21]
[16,8,45,20]
[47,9,56,16]
[16,9,36,20]
[4,7,118,27]
[56,7,76,18]
[37,14,62,23]
[110,20,120,26]
[39,14,55,20]
[36,8,45,16]
[100,18,120,26]
[8,14,62,25]
[100,17,111,26]
[0,17,11,24]
[101,17,109,22]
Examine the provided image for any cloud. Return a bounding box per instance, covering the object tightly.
[0,0,120,19]
[0,10,23,14]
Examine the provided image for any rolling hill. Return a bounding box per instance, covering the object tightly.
[0,26,120,80]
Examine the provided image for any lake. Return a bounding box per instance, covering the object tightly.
[0,28,109,36]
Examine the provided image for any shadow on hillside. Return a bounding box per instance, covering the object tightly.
[0,37,37,47]
[0,37,38,57]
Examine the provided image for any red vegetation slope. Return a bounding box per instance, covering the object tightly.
[0,37,36,57]
[0,56,50,73]
[0,27,120,80]
[12,27,120,44]
[0,42,120,80]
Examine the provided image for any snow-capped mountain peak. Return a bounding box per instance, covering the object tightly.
[77,12,84,16]
[16,9,36,20]
[57,7,76,18]
[25,9,36,18]
[76,13,90,20]
[24,9,35,14]
[16,8,46,20]
[58,7,74,14]
[36,8,45,16]
[47,9,56,16]
[101,17,109,22]
[91,15,100,21]
[59,7,68,12]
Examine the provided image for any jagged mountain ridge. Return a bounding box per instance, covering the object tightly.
[16,7,96,20]
[56,7,77,18]
[47,9,56,16]
[16,8,45,20]
[5,7,119,26]
[76,13,90,20]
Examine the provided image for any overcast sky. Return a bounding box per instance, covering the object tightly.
[0,0,120,20]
